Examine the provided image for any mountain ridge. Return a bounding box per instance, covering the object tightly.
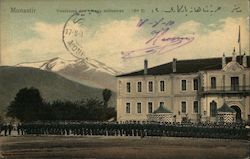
[0,66,116,116]
[16,57,120,91]
[16,57,121,75]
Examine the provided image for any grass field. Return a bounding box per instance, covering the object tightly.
[0,136,249,159]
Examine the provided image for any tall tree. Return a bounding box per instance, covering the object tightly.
[7,87,116,121]
[7,87,44,121]
[102,89,112,108]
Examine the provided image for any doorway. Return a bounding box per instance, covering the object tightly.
[231,106,242,122]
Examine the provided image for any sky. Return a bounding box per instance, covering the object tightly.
[0,0,249,72]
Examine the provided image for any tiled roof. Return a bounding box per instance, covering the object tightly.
[117,55,250,77]
[217,103,236,113]
[153,105,172,113]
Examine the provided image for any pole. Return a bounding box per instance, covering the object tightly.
[238,26,241,56]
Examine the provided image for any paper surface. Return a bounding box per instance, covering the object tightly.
[1,0,249,70]
[0,1,249,158]
[0,0,249,113]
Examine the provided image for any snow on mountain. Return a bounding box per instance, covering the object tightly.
[16,60,48,69]
[16,57,121,76]
[40,57,77,72]
[15,57,122,91]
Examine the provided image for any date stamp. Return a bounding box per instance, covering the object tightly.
[62,12,86,59]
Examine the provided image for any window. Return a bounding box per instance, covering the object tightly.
[126,82,131,92]
[181,101,186,113]
[137,82,142,92]
[137,103,142,113]
[231,77,239,91]
[160,102,164,107]
[126,103,130,113]
[210,101,217,117]
[193,101,199,113]
[160,81,165,92]
[181,80,186,91]
[148,102,153,113]
[211,77,216,89]
[193,79,198,90]
[148,81,153,92]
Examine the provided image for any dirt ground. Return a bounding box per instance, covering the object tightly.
[0,136,249,159]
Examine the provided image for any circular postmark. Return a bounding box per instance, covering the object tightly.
[62,12,87,59]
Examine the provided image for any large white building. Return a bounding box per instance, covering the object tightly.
[116,51,250,123]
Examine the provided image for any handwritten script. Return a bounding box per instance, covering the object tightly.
[121,18,195,60]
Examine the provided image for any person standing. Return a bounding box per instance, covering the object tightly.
[3,123,7,136]
[17,123,21,135]
[8,123,13,136]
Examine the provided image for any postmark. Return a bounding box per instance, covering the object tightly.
[62,12,87,59]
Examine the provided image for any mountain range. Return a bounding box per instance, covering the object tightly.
[16,57,122,91]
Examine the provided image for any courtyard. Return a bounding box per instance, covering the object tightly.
[0,136,249,159]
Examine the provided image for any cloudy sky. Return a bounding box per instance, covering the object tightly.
[0,0,249,72]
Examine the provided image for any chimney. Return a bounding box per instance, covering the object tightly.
[144,59,148,75]
[243,53,247,67]
[232,47,236,62]
[172,58,177,73]
[222,53,226,68]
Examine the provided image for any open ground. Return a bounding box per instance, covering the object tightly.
[0,136,249,159]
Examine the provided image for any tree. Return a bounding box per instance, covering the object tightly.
[7,87,116,121]
[102,89,112,107]
[0,115,3,123]
[7,87,44,121]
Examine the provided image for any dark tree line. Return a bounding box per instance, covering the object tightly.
[7,87,116,122]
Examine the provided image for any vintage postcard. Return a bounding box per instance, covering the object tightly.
[0,0,249,158]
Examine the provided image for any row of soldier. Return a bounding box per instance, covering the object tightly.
[0,123,13,136]
[0,122,249,140]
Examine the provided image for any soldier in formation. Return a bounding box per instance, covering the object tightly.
[0,123,13,136]
[1,121,249,140]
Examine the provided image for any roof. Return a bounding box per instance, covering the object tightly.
[117,55,250,77]
[153,105,172,113]
[217,103,236,113]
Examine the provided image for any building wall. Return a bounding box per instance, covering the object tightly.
[117,73,201,122]
[200,65,250,121]
[117,58,250,122]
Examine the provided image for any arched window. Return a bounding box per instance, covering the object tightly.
[126,82,131,92]
[181,80,187,91]
[148,81,153,92]
[137,82,142,92]
[148,102,153,113]
[211,77,216,89]
[160,81,165,92]
[181,101,187,113]
[210,100,217,117]
[126,103,130,113]
[137,103,142,113]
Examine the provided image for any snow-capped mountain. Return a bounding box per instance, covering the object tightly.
[16,57,122,91]
[16,57,120,76]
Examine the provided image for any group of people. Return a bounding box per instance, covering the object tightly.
[0,123,13,136]
[0,121,249,140]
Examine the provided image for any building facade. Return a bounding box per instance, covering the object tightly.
[116,51,250,123]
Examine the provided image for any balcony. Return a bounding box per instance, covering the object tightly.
[199,86,250,96]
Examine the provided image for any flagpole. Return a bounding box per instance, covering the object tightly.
[238,25,241,56]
